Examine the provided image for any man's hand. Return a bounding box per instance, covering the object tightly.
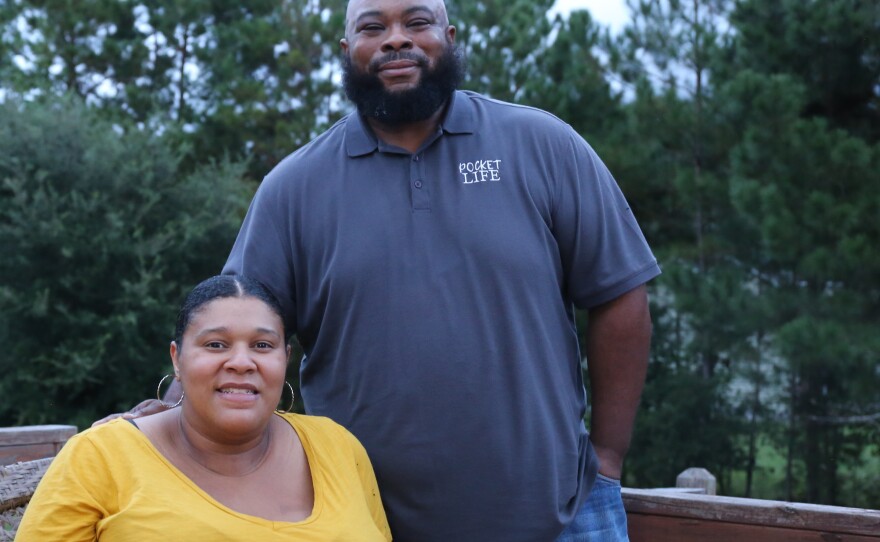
[91,398,169,427]
[93,376,183,426]
[591,443,626,480]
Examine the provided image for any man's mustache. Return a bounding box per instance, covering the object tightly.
[369,52,429,73]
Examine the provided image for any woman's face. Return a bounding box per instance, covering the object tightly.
[171,296,289,441]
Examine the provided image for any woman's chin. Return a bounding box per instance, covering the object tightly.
[191,401,274,437]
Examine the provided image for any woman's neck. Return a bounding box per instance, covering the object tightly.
[174,410,274,478]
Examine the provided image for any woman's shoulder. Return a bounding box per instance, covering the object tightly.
[35,419,144,488]
[278,412,345,433]
[278,413,362,450]
[45,419,142,471]
[64,418,138,449]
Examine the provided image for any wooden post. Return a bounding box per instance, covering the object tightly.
[676,467,716,495]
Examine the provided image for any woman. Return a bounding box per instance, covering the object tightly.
[16,275,392,541]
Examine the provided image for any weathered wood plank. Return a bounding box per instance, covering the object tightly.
[0,458,53,512]
[0,426,76,466]
[629,512,880,542]
[0,426,77,447]
[0,444,59,466]
[648,487,706,495]
[623,488,880,537]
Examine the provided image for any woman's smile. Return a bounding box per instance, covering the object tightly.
[217,384,260,404]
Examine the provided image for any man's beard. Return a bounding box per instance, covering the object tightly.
[342,44,466,126]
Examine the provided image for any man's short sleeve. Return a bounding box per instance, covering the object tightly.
[552,132,660,309]
[223,174,298,331]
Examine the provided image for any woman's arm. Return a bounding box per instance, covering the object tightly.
[15,434,112,541]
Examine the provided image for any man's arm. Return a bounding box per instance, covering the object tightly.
[585,283,652,479]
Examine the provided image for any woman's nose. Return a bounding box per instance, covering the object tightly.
[225,345,256,371]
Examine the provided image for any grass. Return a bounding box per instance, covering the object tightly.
[727,437,791,500]
[726,438,880,509]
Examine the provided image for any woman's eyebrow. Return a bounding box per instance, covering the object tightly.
[193,326,280,339]
[254,327,281,338]
[194,327,228,339]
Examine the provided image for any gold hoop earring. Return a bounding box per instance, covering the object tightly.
[157,374,184,408]
[276,381,295,414]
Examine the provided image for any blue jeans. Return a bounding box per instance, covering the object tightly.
[555,474,629,542]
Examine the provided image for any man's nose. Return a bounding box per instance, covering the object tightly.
[381,24,413,52]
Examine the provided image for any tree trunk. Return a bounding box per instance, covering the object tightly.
[785,371,796,501]
[176,25,190,122]
[744,337,761,497]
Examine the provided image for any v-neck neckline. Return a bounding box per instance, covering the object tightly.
[120,413,322,529]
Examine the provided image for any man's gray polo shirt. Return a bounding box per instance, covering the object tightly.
[224,90,661,542]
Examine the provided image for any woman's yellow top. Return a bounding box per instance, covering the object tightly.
[16,413,392,541]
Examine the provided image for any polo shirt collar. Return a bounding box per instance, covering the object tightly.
[344,90,476,157]
[344,110,378,157]
[440,91,476,135]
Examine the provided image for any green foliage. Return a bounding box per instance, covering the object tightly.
[527,10,624,140]
[724,70,880,502]
[725,0,880,141]
[609,0,880,505]
[449,0,556,101]
[450,0,625,143]
[0,98,251,429]
[626,356,745,489]
[0,0,349,178]
[0,0,145,100]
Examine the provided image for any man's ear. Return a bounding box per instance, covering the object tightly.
[446,25,456,43]
[340,38,349,54]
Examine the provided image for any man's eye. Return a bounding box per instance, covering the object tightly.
[409,19,430,27]
[255,341,273,349]
[361,23,384,32]
[206,341,225,349]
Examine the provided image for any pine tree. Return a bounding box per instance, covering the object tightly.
[0,98,251,429]
[606,0,751,492]
[0,0,349,178]
[449,0,555,102]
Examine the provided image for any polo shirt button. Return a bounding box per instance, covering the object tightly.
[414,180,423,189]
[413,155,420,162]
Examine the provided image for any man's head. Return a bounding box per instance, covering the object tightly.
[340,0,465,125]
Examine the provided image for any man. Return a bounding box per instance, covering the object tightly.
[120,0,658,539]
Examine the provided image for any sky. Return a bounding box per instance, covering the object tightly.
[550,0,630,33]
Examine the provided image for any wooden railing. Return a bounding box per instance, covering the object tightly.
[0,425,76,466]
[1,427,879,541]
[625,467,880,541]
[1,425,76,539]
[624,488,880,541]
